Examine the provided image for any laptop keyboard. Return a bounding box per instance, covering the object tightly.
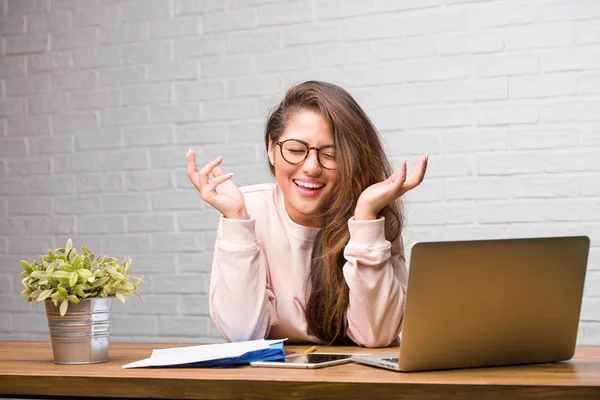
[382,357,399,363]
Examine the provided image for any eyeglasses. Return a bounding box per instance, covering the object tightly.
[276,139,337,170]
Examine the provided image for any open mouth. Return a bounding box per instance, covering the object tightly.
[294,179,325,190]
[293,179,325,196]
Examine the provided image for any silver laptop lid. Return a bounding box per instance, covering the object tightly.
[398,236,589,372]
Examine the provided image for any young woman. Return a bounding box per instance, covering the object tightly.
[187,81,428,348]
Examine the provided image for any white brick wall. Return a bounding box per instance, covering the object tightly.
[1,0,599,345]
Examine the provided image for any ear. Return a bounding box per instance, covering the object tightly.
[267,141,275,165]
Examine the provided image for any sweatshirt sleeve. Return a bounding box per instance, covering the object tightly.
[208,215,277,342]
[343,217,408,348]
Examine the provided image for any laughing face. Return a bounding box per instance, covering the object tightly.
[268,109,338,228]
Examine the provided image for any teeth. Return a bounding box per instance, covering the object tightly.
[295,180,324,189]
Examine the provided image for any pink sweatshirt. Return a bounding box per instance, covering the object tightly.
[209,183,408,348]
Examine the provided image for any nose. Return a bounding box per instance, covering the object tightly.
[301,149,322,176]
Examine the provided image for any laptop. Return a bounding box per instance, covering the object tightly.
[352,236,590,372]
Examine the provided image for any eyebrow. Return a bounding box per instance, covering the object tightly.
[289,138,335,149]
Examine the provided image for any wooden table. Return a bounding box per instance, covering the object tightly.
[1,341,599,400]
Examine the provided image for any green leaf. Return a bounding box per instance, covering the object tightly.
[77,269,92,279]
[91,277,109,288]
[30,271,45,279]
[77,283,91,291]
[53,270,71,279]
[46,261,56,274]
[28,290,42,302]
[106,266,124,280]
[20,261,33,273]
[66,239,73,251]
[48,250,56,260]
[58,262,72,272]
[67,295,80,304]
[47,275,58,288]
[115,292,126,303]
[58,287,68,297]
[69,272,78,287]
[51,292,64,302]
[72,254,81,270]
[59,299,69,316]
[38,289,53,302]
[75,286,86,297]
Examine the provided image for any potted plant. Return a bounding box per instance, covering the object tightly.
[20,238,144,364]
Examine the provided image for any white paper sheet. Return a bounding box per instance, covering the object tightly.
[122,339,286,369]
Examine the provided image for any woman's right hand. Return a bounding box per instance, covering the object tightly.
[187,149,249,220]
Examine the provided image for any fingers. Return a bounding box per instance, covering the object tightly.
[393,160,407,186]
[186,148,225,194]
[403,154,428,191]
[198,156,223,179]
[209,172,234,187]
[186,148,198,178]
[196,156,223,194]
[212,166,225,177]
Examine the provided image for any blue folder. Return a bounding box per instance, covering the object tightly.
[188,341,285,367]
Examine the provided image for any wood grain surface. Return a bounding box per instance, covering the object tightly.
[1,341,599,400]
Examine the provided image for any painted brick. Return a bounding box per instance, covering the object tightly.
[174,37,225,58]
[204,9,257,33]
[150,17,201,39]
[226,31,281,54]
[5,33,48,54]
[148,61,199,82]
[73,47,121,68]
[28,52,71,72]
[120,0,170,22]
[0,58,27,78]
[126,213,175,233]
[76,215,126,234]
[174,81,226,102]
[175,0,226,15]
[257,1,312,27]
[51,28,97,50]
[124,170,173,191]
[123,126,174,147]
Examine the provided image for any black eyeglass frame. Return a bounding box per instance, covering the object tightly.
[275,139,337,170]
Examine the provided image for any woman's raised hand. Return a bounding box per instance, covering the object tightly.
[187,149,249,220]
[354,154,428,220]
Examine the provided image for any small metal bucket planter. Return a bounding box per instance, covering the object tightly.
[45,297,112,364]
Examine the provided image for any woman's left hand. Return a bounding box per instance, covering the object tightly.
[354,154,428,220]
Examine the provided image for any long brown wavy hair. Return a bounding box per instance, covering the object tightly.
[264,81,403,345]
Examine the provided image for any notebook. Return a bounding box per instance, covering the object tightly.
[352,236,590,372]
[122,339,286,368]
